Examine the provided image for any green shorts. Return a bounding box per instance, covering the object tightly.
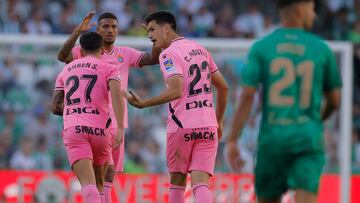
[255,148,325,199]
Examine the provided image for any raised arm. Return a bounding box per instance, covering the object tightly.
[57,11,96,63]
[50,90,64,116]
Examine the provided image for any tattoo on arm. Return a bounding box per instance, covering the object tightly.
[51,91,65,116]
[139,53,154,66]
[57,30,81,63]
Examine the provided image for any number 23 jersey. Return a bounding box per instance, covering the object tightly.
[159,37,219,133]
[55,56,121,130]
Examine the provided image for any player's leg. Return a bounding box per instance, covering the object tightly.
[94,164,106,202]
[188,127,218,203]
[169,172,187,203]
[190,170,212,203]
[62,127,100,202]
[90,128,113,203]
[166,129,192,203]
[294,189,317,203]
[72,159,101,203]
[255,145,288,203]
[104,128,124,203]
[288,150,325,203]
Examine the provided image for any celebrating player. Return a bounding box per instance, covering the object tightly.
[57,11,160,203]
[123,11,228,203]
[226,1,342,203]
[51,32,124,203]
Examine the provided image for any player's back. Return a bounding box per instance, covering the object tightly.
[242,28,341,150]
[160,38,218,133]
[57,56,119,130]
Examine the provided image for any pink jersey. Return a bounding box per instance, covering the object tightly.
[55,56,121,130]
[159,37,219,133]
[72,45,144,128]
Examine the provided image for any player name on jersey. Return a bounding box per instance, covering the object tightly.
[67,62,98,72]
[184,48,208,62]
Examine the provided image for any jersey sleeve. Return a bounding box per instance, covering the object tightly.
[208,53,219,74]
[125,47,145,68]
[71,46,82,60]
[241,42,262,88]
[323,44,342,91]
[159,51,183,80]
[54,71,64,91]
[107,64,122,83]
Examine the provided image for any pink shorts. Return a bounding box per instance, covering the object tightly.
[108,128,125,172]
[166,126,218,176]
[62,126,112,167]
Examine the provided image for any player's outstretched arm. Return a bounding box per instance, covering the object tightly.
[211,71,229,139]
[138,45,162,66]
[50,90,64,116]
[321,88,341,121]
[123,76,183,108]
[226,86,255,171]
[109,79,125,148]
[57,11,96,63]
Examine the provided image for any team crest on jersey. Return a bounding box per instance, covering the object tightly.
[163,58,175,72]
[117,54,124,63]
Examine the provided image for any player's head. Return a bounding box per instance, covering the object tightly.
[278,0,316,30]
[80,32,103,55]
[144,11,177,49]
[97,12,118,45]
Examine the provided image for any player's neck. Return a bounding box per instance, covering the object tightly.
[102,43,114,53]
[281,19,304,29]
[166,33,180,47]
[84,52,101,58]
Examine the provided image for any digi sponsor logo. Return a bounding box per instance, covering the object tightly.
[163,58,175,72]
[186,99,213,110]
[66,107,100,115]
[117,54,124,63]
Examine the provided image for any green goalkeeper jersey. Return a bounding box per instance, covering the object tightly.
[242,28,342,151]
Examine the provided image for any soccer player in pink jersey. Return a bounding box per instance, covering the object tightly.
[57,12,160,203]
[51,32,125,203]
[123,11,228,203]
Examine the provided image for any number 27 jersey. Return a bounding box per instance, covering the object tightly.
[159,38,219,133]
[55,56,121,130]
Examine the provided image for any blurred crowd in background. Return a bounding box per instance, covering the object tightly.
[0,0,360,174]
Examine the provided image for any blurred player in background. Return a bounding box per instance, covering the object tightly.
[57,11,160,203]
[51,32,124,203]
[123,11,228,203]
[226,0,342,203]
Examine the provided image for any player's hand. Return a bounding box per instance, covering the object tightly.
[75,11,96,33]
[226,140,244,171]
[122,90,146,109]
[113,128,124,149]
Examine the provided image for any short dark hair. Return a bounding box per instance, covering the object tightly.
[145,11,176,31]
[278,0,313,8]
[98,12,118,23]
[80,32,102,52]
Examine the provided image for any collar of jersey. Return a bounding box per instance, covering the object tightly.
[103,47,115,55]
[171,37,185,43]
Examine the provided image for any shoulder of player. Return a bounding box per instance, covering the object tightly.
[160,48,179,61]
[302,31,331,51]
